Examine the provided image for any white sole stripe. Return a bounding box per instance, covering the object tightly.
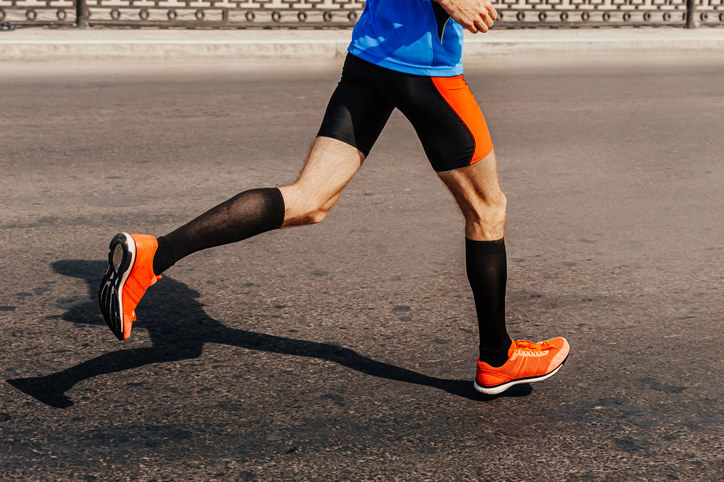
[115,232,136,338]
[473,363,564,395]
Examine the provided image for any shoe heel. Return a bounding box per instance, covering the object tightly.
[111,243,125,271]
[109,233,134,276]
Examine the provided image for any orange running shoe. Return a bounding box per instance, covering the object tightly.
[474,337,570,395]
[98,233,161,340]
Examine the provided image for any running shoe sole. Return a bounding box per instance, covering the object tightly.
[98,232,136,340]
[473,355,569,395]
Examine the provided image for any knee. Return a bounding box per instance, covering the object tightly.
[289,199,331,226]
[478,192,507,226]
[302,203,330,225]
[466,192,507,240]
[491,192,507,219]
[280,185,333,226]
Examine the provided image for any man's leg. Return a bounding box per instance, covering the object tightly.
[437,150,510,366]
[279,137,364,227]
[376,64,569,394]
[438,150,569,395]
[100,54,395,342]
[156,136,364,270]
[99,136,365,341]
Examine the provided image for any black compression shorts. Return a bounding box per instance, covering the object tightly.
[317,53,494,173]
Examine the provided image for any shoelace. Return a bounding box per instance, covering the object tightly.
[514,339,552,355]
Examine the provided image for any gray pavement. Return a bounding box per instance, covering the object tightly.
[1,26,724,61]
[1,54,723,479]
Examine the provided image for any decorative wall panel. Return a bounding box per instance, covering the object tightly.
[2,0,722,28]
[85,0,366,27]
[0,0,76,26]
[496,0,688,27]
[695,0,724,26]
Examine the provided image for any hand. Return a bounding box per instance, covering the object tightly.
[435,0,498,34]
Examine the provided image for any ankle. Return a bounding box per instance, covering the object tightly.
[479,338,512,367]
[152,236,175,275]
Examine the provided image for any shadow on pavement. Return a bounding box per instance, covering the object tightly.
[7,259,532,408]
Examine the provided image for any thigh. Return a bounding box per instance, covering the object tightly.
[279,136,364,225]
[292,136,365,199]
[317,54,395,157]
[388,73,494,173]
[438,149,504,209]
[438,149,507,240]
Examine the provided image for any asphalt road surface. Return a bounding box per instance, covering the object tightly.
[1,55,722,480]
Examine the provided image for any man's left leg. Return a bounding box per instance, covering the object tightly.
[385,68,569,395]
[438,149,511,365]
[438,150,569,395]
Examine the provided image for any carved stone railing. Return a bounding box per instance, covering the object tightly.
[1,0,721,28]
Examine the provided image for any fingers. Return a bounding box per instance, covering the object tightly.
[480,6,497,29]
[469,7,498,34]
[488,5,498,22]
[451,0,498,34]
[473,14,493,33]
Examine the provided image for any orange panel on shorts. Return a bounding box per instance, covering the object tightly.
[431,76,494,165]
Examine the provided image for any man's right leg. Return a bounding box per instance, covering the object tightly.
[100,53,394,341]
[99,136,365,340]
[156,136,364,271]
[279,136,365,227]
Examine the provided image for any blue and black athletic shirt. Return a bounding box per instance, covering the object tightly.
[348,0,464,77]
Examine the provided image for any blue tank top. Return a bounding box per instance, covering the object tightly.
[348,0,464,77]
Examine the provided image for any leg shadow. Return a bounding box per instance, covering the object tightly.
[7,259,531,408]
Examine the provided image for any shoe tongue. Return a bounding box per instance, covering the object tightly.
[513,339,542,353]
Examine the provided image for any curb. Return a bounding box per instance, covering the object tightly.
[1,28,724,61]
[0,40,350,61]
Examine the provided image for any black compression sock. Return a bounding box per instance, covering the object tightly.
[466,238,511,367]
[152,236,175,275]
[153,187,285,273]
[479,339,512,367]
